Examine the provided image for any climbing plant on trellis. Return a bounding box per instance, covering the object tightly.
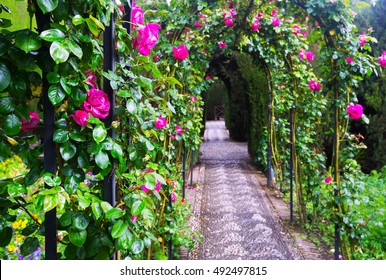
[0,0,384,260]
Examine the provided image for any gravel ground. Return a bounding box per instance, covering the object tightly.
[195,121,303,260]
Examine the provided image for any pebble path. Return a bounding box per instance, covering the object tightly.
[198,121,303,260]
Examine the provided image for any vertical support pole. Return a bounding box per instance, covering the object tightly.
[182,145,186,199]
[103,2,116,207]
[190,150,194,188]
[267,91,273,188]
[289,107,294,223]
[34,2,57,260]
[168,195,173,260]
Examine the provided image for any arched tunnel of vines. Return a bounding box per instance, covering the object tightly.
[0,0,385,262]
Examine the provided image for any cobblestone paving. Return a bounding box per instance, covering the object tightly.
[198,121,303,260]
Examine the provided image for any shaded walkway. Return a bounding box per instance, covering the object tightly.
[198,121,303,260]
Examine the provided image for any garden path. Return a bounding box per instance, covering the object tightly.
[197,121,303,260]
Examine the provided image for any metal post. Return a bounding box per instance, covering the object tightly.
[289,107,294,222]
[267,91,273,188]
[103,3,116,207]
[34,2,57,260]
[182,145,186,199]
[190,150,194,188]
[168,195,173,260]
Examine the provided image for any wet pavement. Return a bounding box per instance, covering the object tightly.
[197,121,303,260]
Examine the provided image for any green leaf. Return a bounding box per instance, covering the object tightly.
[139,76,153,90]
[166,77,183,88]
[44,194,58,212]
[66,38,83,59]
[91,201,103,219]
[70,132,86,142]
[47,72,60,83]
[50,41,69,64]
[7,183,27,197]
[42,173,61,187]
[145,139,154,151]
[40,29,65,42]
[131,201,144,216]
[111,143,123,159]
[25,166,41,186]
[4,114,21,136]
[93,125,107,143]
[105,208,124,220]
[59,212,73,227]
[15,30,42,53]
[126,99,137,114]
[0,62,11,92]
[111,220,128,239]
[142,207,155,227]
[100,201,113,213]
[144,173,156,190]
[53,129,69,143]
[86,18,99,37]
[0,227,12,246]
[89,15,104,31]
[36,0,59,14]
[72,15,85,26]
[117,230,134,250]
[77,150,90,169]
[20,237,39,256]
[48,84,66,105]
[22,224,39,236]
[69,229,87,247]
[72,213,89,230]
[130,240,144,255]
[60,77,71,94]
[0,97,15,114]
[60,142,77,161]
[95,150,109,169]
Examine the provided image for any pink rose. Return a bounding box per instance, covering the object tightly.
[83,88,110,119]
[224,17,234,27]
[155,181,161,192]
[155,116,167,129]
[347,104,363,120]
[309,80,321,91]
[359,33,366,47]
[194,21,203,28]
[272,17,280,26]
[173,44,189,61]
[131,216,137,222]
[190,96,197,102]
[171,192,177,202]
[302,32,309,37]
[71,110,89,126]
[230,9,237,18]
[176,125,183,136]
[218,41,227,48]
[85,74,97,89]
[271,9,278,17]
[299,49,306,60]
[141,185,149,193]
[132,2,144,26]
[325,177,333,184]
[251,21,260,31]
[21,112,40,132]
[205,75,211,80]
[377,51,386,68]
[292,25,300,35]
[118,5,124,13]
[133,23,161,56]
[346,57,354,64]
[306,51,314,61]
[256,12,264,19]
[154,55,160,62]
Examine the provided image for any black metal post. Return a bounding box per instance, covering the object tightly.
[190,150,194,188]
[267,90,273,188]
[168,195,173,260]
[34,2,57,260]
[182,145,186,199]
[289,107,294,222]
[103,3,116,207]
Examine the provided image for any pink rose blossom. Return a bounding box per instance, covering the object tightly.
[155,181,161,192]
[271,9,278,17]
[256,12,264,19]
[171,192,177,202]
[299,49,306,60]
[133,23,161,56]
[85,73,97,89]
[251,21,260,31]
[292,25,300,35]
[191,96,197,102]
[176,125,183,136]
[173,44,189,61]
[155,116,167,129]
[224,17,234,27]
[83,88,110,119]
[359,33,367,46]
[131,216,137,222]
[346,57,354,64]
[201,49,206,53]
[309,80,321,91]
[71,110,89,126]
[21,112,40,132]
[325,177,333,184]
[218,41,227,48]
[154,55,160,62]
[132,2,144,26]
[377,51,386,68]
[118,5,124,13]
[272,17,280,26]
[205,75,211,80]
[194,21,203,28]
[306,51,314,61]
[230,9,237,18]
[302,32,309,37]
[347,104,363,120]
[141,185,149,193]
